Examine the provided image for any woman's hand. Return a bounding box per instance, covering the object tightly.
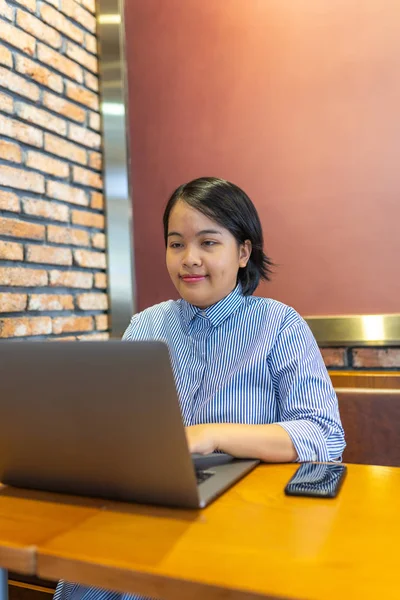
[185,424,220,454]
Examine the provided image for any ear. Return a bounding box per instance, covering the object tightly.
[239,240,252,268]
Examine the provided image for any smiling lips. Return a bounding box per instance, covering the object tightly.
[180,274,207,283]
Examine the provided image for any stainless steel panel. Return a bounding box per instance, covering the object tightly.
[97,0,135,338]
[306,314,400,346]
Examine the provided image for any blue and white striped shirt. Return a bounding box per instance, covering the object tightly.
[54,288,344,600]
[122,285,345,462]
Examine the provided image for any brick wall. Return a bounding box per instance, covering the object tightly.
[321,347,400,370]
[0,0,109,340]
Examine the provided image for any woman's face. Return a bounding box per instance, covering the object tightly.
[166,200,251,308]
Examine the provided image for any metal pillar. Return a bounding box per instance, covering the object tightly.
[0,569,8,600]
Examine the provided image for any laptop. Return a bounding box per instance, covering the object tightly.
[0,341,259,508]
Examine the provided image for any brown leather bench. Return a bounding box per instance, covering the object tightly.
[336,388,400,466]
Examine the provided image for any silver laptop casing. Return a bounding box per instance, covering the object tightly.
[0,341,258,508]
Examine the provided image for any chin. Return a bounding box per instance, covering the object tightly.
[179,289,206,306]
[182,292,205,305]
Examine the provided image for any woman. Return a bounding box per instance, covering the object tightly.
[54,177,345,600]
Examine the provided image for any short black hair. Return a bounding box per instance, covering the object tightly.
[163,177,273,295]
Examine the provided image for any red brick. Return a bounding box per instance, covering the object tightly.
[60,0,96,33]
[0,240,23,261]
[15,55,64,99]
[77,292,108,310]
[0,19,36,56]
[52,315,93,334]
[47,225,90,246]
[40,3,84,45]
[84,71,98,92]
[0,267,47,286]
[50,336,77,341]
[352,348,400,369]
[0,91,13,114]
[44,133,87,166]
[66,81,99,110]
[0,190,20,212]
[90,230,106,258]
[80,0,95,13]
[74,249,106,269]
[0,0,13,20]
[29,294,74,311]
[26,245,73,266]
[0,114,43,148]
[90,191,104,210]
[73,166,102,189]
[89,152,102,171]
[0,316,52,338]
[43,92,86,123]
[91,232,105,250]
[95,314,108,331]
[72,209,104,229]
[47,181,88,206]
[0,293,27,313]
[49,269,93,288]
[38,43,83,83]
[320,348,347,368]
[78,332,109,341]
[0,165,45,193]
[15,102,67,136]
[15,55,63,94]
[0,44,12,67]
[66,41,98,73]
[0,216,45,240]
[16,9,62,49]
[0,65,40,101]
[85,32,97,54]
[0,140,22,164]
[89,111,101,131]
[13,0,36,11]
[94,272,107,289]
[22,198,70,222]
[42,0,61,8]
[26,152,69,179]
[68,123,101,149]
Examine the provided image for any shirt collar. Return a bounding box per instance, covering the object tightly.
[180,284,245,328]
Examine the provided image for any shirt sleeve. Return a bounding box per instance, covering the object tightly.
[121,308,162,341]
[122,316,137,340]
[121,313,150,341]
[267,314,346,462]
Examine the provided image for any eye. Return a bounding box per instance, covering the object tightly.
[202,240,218,247]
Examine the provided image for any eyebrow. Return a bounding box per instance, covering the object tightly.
[167,229,222,238]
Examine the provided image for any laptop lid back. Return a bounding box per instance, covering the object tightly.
[0,341,200,508]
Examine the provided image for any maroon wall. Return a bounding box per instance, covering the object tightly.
[125,0,400,315]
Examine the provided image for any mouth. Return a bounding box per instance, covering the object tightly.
[180,274,208,283]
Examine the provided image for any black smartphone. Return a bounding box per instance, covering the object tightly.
[284,463,347,498]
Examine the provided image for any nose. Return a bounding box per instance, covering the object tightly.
[182,244,202,268]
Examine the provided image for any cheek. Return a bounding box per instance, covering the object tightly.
[207,259,229,280]
[209,252,238,274]
[166,253,179,276]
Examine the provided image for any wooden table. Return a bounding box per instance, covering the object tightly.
[1,463,400,600]
[0,485,104,600]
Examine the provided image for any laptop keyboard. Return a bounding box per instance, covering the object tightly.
[196,469,215,485]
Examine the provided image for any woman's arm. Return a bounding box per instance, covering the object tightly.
[187,313,345,463]
[267,316,345,462]
[186,423,298,462]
